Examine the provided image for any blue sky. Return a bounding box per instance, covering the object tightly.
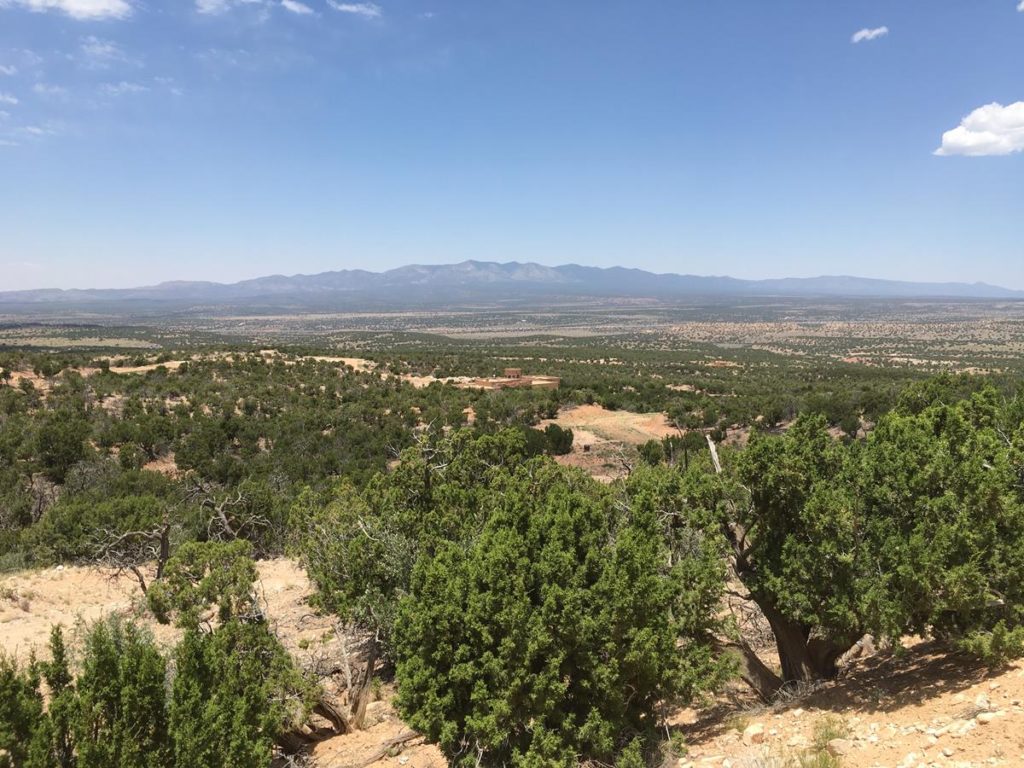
[0,1,1022,290]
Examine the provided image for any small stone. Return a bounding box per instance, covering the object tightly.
[975,712,997,724]
[826,738,853,757]
[741,723,765,746]
[791,707,804,717]
[952,719,977,738]
[974,694,991,711]
[942,748,956,757]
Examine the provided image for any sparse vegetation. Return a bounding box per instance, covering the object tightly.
[2,303,1024,766]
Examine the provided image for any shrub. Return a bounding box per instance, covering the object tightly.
[169,621,312,768]
[543,423,574,455]
[394,461,726,767]
[74,618,171,768]
[957,622,1024,666]
[0,654,47,768]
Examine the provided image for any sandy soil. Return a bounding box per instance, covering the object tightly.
[108,359,188,374]
[676,639,1024,768]
[3,369,52,392]
[142,451,180,477]
[311,697,444,768]
[0,559,323,661]
[541,404,678,446]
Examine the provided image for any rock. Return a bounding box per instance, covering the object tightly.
[791,707,804,718]
[942,748,956,757]
[950,719,976,738]
[974,711,997,724]
[899,753,920,768]
[826,738,852,757]
[741,723,765,746]
[974,694,991,711]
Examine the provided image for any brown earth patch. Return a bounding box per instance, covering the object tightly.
[541,404,678,446]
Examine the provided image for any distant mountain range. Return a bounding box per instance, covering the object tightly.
[2,261,1022,309]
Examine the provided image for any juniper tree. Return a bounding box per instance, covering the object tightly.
[149,540,318,767]
[382,448,728,767]
[709,384,1024,698]
[74,619,170,768]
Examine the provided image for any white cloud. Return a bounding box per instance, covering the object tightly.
[1019,1,1024,11]
[195,0,263,14]
[327,1,380,19]
[7,121,59,140]
[0,92,18,105]
[79,35,127,69]
[0,65,16,76]
[0,110,9,119]
[0,0,132,20]
[935,102,1024,156]
[33,83,68,98]
[101,80,147,96]
[281,0,312,13]
[851,26,889,44]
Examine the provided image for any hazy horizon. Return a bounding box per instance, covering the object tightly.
[1,1,1022,291]
[5,259,1024,296]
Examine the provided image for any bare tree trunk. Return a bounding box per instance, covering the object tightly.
[349,638,379,730]
[155,522,171,580]
[759,602,818,684]
[712,636,783,702]
[314,698,351,735]
[130,565,148,595]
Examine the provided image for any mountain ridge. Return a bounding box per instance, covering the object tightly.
[2,261,1021,306]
